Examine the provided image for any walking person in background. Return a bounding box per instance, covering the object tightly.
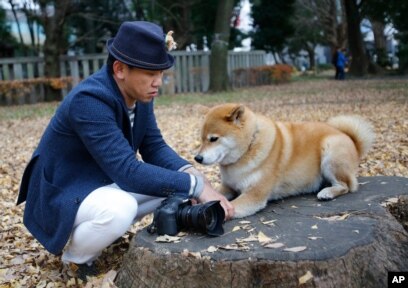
[17,21,234,281]
[336,48,348,80]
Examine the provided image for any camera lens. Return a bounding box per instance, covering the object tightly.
[204,207,217,229]
[177,201,224,236]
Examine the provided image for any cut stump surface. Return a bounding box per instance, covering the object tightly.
[116,176,408,288]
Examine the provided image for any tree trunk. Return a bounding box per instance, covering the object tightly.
[209,0,234,92]
[305,45,315,70]
[371,19,388,67]
[9,0,25,55]
[343,0,368,76]
[116,176,408,287]
[39,0,72,101]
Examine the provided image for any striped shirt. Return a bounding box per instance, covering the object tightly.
[127,104,203,198]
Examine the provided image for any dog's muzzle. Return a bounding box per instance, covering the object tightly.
[194,155,204,164]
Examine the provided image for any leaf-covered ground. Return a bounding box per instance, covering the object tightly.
[0,78,407,287]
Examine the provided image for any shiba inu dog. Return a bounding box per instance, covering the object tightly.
[194,103,375,218]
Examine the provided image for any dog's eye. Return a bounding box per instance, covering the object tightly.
[209,136,219,142]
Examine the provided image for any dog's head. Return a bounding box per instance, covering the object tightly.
[194,103,255,166]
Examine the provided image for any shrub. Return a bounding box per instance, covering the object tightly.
[0,77,72,106]
[232,64,293,87]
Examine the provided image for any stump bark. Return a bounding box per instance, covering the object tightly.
[116,176,408,288]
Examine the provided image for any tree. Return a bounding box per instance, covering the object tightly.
[37,0,78,101]
[363,0,408,73]
[288,0,326,70]
[250,0,296,61]
[313,0,347,54]
[68,0,134,54]
[343,0,369,76]
[208,0,235,92]
[0,7,18,57]
[390,1,408,72]
[7,0,25,53]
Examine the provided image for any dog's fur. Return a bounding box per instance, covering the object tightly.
[195,103,375,218]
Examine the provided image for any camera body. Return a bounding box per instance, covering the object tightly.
[147,196,224,237]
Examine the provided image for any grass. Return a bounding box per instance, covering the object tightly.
[0,74,407,121]
[0,102,59,121]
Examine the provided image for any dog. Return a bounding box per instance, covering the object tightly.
[194,103,375,218]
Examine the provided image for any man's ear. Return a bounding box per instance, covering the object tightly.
[113,60,126,80]
[225,104,245,124]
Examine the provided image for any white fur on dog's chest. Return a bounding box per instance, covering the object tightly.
[221,165,262,192]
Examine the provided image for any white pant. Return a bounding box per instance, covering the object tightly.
[61,184,164,265]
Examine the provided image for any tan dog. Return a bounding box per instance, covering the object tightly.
[194,104,375,218]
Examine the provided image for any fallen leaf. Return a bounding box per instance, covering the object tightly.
[359,181,370,185]
[155,235,181,243]
[261,219,277,226]
[218,244,250,251]
[232,226,241,232]
[284,246,307,252]
[264,242,285,249]
[308,236,322,240]
[315,213,350,221]
[207,246,218,253]
[239,220,251,224]
[236,235,258,243]
[299,271,313,285]
[258,231,273,245]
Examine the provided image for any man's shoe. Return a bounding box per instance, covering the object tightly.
[75,263,99,281]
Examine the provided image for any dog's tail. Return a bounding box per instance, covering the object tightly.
[328,115,375,158]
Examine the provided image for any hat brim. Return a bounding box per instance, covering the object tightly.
[106,38,174,71]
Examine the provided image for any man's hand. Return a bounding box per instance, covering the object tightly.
[183,167,235,220]
[198,181,235,220]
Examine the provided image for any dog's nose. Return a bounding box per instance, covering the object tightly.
[194,155,203,163]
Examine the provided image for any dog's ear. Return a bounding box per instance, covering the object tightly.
[226,104,245,124]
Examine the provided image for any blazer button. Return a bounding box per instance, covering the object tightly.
[75,197,81,204]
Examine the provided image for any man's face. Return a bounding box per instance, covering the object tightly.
[114,61,164,106]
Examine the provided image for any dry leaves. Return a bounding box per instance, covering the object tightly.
[284,246,308,252]
[1,78,407,286]
[155,235,182,243]
[299,271,314,285]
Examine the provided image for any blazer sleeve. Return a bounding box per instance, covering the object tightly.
[68,92,191,198]
[138,102,191,170]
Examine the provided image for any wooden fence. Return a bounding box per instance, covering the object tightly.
[0,50,266,105]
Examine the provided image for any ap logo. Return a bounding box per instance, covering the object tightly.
[388,272,408,287]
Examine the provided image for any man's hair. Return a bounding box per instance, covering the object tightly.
[107,53,137,74]
[107,54,117,74]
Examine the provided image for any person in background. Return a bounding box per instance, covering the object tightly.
[17,21,234,280]
[336,48,348,80]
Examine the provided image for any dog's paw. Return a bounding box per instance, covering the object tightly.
[317,189,335,201]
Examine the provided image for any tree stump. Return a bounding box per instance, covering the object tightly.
[115,176,408,288]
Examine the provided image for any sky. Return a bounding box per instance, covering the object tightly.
[236,0,253,51]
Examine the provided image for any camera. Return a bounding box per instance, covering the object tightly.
[147,197,225,237]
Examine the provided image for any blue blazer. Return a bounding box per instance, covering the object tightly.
[17,66,191,255]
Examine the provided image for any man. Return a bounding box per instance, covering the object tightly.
[17,21,234,278]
